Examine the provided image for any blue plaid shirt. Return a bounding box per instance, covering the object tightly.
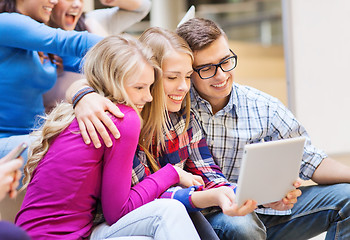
[191,82,327,215]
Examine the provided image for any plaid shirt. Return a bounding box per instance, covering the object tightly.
[190,82,327,215]
[132,110,236,211]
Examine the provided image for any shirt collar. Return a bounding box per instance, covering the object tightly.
[190,83,239,116]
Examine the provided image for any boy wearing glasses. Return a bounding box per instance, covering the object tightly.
[176,18,350,239]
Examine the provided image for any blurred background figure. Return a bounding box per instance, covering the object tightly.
[0,148,30,240]
[43,0,151,111]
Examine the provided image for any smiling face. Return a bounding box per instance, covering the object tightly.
[192,35,234,113]
[16,0,58,23]
[162,50,193,113]
[125,62,155,113]
[49,0,83,30]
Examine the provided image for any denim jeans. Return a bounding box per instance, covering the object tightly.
[0,134,37,164]
[205,211,266,240]
[206,183,350,240]
[0,134,37,188]
[258,184,350,240]
[90,199,200,240]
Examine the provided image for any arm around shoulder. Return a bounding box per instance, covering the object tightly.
[67,80,124,148]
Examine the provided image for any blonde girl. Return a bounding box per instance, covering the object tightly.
[15,35,200,240]
[136,27,256,217]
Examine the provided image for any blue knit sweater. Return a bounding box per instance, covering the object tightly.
[0,13,102,137]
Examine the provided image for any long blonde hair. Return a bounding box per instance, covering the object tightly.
[139,27,194,141]
[22,35,166,188]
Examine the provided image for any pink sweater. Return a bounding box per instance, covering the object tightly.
[15,105,179,239]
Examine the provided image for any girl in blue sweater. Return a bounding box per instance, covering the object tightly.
[0,0,102,161]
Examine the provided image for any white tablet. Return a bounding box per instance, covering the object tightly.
[235,137,306,206]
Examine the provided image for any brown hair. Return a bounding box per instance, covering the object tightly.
[74,13,88,32]
[176,17,226,52]
[0,0,16,13]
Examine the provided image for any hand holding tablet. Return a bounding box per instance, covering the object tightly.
[262,179,302,211]
[235,137,306,207]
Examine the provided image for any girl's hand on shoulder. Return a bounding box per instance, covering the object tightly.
[173,166,204,187]
[74,92,124,148]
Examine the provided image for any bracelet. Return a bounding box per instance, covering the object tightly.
[173,186,203,212]
[72,87,95,109]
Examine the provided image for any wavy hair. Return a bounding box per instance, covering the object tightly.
[139,27,194,137]
[22,35,166,188]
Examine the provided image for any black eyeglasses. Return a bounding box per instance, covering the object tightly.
[193,49,237,79]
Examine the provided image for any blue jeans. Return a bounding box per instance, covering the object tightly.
[206,184,350,240]
[0,134,37,164]
[258,184,350,240]
[0,134,37,188]
[90,199,200,240]
[206,211,266,240]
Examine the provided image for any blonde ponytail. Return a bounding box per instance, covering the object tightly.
[22,103,75,190]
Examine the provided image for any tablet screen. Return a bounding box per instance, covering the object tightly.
[235,137,306,206]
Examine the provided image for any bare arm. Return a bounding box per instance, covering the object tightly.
[191,187,257,217]
[65,79,88,104]
[100,0,144,9]
[66,79,124,148]
[312,157,350,184]
[86,0,151,36]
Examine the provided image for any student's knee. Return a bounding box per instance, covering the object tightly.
[336,183,350,196]
[207,212,266,240]
[153,199,187,217]
[333,183,350,213]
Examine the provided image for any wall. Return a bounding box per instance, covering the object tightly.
[282,0,350,154]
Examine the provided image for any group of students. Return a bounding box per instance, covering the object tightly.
[1,0,350,239]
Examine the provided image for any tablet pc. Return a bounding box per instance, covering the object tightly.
[235,137,306,206]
